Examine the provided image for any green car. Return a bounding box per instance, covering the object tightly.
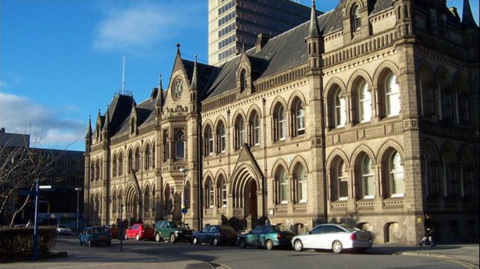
[237,225,295,250]
[154,220,194,243]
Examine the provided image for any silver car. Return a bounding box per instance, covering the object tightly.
[291,224,372,254]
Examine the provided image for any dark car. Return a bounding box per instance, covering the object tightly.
[192,225,238,246]
[155,220,194,243]
[237,225,295,250]
[78,226,112,247]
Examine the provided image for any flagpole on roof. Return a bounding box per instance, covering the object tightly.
[122,55,125,94]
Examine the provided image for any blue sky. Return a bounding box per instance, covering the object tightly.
[1,0,478,151]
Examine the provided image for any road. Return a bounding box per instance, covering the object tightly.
[1,236,473,269]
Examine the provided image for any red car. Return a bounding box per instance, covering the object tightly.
[125,223,155,241]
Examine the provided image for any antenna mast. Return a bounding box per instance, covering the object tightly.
[122,55,125,94]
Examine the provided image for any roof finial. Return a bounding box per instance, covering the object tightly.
[462,0,478,28]
[159,74,163,90]
[176,43,181,55]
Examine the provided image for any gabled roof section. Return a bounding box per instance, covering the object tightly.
[106,94,135,136]
[181,59,217,96]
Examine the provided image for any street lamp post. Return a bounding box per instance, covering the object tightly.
[75,188,82,233]
[179,168,189,224]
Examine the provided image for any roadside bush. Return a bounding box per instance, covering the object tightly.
[0,226,57,261]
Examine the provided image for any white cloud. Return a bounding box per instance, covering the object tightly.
[0,92,85,150]
[93,2,196,55]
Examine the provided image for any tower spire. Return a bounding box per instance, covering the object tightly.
[462,0,478,28]
[308,0,320,38]
[85,115,92,138]
[191,55,198,90]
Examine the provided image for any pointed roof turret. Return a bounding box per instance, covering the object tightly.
[103,106,110,131]
[308,0,320,38]
[191,55,198,90]
[156,74,164,107]
[85,115,92,138]
[462,0,478,28]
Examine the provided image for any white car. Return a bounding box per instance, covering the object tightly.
[56,224,72,235]
[291,223,372,254]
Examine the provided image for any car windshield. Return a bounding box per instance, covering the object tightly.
[337,224,362,232]
[92,227,108,233]
[271,225,291,232]
[169,222,186,228]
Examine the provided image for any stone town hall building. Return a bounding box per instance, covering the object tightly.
[84,0,479,244]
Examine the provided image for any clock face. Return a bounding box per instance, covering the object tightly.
[172,79,183,100]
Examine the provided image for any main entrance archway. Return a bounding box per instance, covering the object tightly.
[231,165,262,219]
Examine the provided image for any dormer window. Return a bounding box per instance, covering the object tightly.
[352,5,361,31]
[240,69,248,92]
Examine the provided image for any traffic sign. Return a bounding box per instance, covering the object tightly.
[182,208,188,214]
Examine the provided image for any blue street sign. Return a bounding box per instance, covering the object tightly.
[182,208,188,214]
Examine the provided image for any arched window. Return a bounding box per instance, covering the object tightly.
[274,104,287,141]
[388,152,405,197]
[216,122,226,153]
[217,175,227,207]
[352,5,361,31]
[163,130,169,161]
[112,190,117,214]
[118,189,123,214]
[294,164,307,203]
[358,81,371,123]
[112,153,117,177]
[151,186,156,211]
[332,159,348,201]
[205,177,214,208]
[118,151,123,176]
[175,129,185,160]
[144,185,150,211]
[292,98,305,137]
[334,88,346,128]
[385,73,401,117]
[96,159,100,180]
[205,125,214,156]
[240,69,248,92]
[145,144,151,170]
[250,111,261,146]
[275,166,288,204]
[90,161,95,181]
[360,156,375,199]
[152,143,156,168]
[234,116,245,150]
[135,148,140,171]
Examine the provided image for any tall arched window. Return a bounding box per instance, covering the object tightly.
[112,153,117,177]
[151,186,156,211]
[216,122,226,153]
[250,111,261,146]
[352,5,361,31]
[217,175,227,207]
[385,73,401,117]
[332,159,348,201]
[145,144,151,170]
[334,88,346,128]
[205,177,214,208]
[292,98,305,137]
[134,148,140,171]
[205,125,214,156]
[360,156,375,199]
[144,185,150,211]
[118,151,123,176]
[96,159,100,180]
[358,81,371,123]
[388,152,405,197]
[240,69,247,92]
[175,129,185,160]
[90,161,95,181]
[112,190,117,214]
[234,116,245,150]
[152,143,155,168]
[294,164,307,203]
[163,130,170,161]
[274,104,287,141]
[275,167,288,204]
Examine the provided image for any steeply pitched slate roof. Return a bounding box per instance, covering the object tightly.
[107,94,135,136]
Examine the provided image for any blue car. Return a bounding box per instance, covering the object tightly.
[78,226,112,247]
[192,225,238,246]
[237,225,295,250]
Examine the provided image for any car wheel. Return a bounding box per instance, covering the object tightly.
[136,234,140,241]
[193,237,199,245]
[265,239,274,250]
[155,233,162,242]
[125,233,129,240]
[170,233,176,243]
[88,240,92,247]
[78,239,83,246]
[332,240,343,254]
[293,239,303,252]
[212,237,219,246]
[240,239,247,248]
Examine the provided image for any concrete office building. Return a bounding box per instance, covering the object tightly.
[208,0,316,65]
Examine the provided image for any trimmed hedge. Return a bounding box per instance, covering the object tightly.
[0,226,57,261]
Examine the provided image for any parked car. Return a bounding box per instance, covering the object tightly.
[291,223,372,254]
[108,224,118,239]
[56,224,72,235]
[78,226,111,247]
[155,220,194,243]
[237,225,295,250]
[125,223,155,241]
[192,225,237,246]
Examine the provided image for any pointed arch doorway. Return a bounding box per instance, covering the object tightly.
[231,165,262,220]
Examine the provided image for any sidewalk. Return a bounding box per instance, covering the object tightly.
[370,243,479,269]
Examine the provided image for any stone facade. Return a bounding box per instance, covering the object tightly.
[85,0,479,245]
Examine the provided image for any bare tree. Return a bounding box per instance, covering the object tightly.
[0,134,64,227]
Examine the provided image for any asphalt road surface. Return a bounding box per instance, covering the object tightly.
[1,236,472,269]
